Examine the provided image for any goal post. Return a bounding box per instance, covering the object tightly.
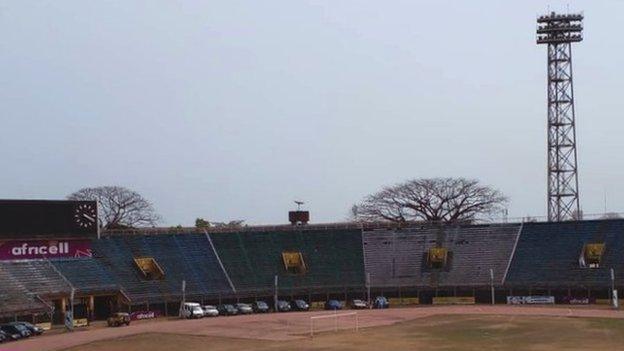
[309,312,358,337]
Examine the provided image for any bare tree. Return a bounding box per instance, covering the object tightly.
[211,220,246,229]
[195,218,210,228]
[68,186,160,229]
[602,212,621,219]
[194,218,245,229]
[352,178,507,224]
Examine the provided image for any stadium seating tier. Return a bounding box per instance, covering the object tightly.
[91,234,233,303]
[505,219,624,288]
[363,224,521,287]
[209,229,366,293]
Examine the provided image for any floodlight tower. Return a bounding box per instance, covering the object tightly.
[537,12,583,221]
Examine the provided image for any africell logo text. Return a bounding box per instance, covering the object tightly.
[0,240,92,260]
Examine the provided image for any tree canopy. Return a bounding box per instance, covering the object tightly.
[352,178,507,223]
[68,186,160,229]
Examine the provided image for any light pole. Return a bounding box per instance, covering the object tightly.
[66,287,75,331]
[490,269,495,305]
[274,275,279,312]
[180,280,186,318]
[366,272,371,307]
[537,11,584,221]
[611,268,618,309]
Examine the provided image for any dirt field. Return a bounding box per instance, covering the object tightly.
[63,315,624,351]
[8,305,624,351]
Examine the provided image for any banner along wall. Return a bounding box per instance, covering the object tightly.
[0,240,92,260]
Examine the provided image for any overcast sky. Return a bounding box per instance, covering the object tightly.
[1,1,623,226]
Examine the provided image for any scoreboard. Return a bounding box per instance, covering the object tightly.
[0,200,98,238]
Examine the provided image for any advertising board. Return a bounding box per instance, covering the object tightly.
[561,296,595,304]
[0,240,92,260]
[388,297,420,306]
[507,296,555,305]
[130,310,161,321]
[432,297,476,305]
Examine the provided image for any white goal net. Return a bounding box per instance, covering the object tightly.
[309,312,358,337]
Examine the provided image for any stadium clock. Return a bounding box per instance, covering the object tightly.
[74,203,97,228]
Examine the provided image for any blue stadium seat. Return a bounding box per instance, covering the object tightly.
[92,234,233,303]
[505,219,624,288]
[51,258,119,295]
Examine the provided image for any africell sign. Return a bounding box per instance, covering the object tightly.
[0,240,92,260]
[130,310,161,321]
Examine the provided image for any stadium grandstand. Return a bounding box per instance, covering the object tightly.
[208,228,365,298]
[92,234,234,310]
[2,200,624,324]
[362,223,521,303]
[505,220,624,300]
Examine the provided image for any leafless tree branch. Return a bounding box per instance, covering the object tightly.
[352,178,507,224]
[67,186,161,229]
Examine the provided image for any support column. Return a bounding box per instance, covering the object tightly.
[60,298,67,324]
[88,295,95,321]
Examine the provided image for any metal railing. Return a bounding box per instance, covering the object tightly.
[101,211,624,237]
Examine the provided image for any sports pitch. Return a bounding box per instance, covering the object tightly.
[11,305,624,351]
[64,315,624,351]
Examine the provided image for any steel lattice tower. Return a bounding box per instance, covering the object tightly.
[537,12,583,221]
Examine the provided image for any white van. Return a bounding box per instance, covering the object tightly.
[180,302,204,319]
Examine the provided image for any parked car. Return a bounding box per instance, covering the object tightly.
[107,312,131,327]
[252,301,270,313]
[350,299,368,309]
[290,299,309,311]
[202,305,219,317]
[181,302,205,319]
[276,300,291,312]
[235,303,253,314]
[373,296,389,309]
[0,324,30,339]
[0,330,9,343]
[217,304,239,316]
[13,322,44,336]
[324,300,343,310]
[1,327,22,340]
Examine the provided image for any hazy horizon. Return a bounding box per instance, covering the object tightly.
[2,1,623,226]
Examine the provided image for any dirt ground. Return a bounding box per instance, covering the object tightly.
[60,315,624,351]
[7,305,624,351]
